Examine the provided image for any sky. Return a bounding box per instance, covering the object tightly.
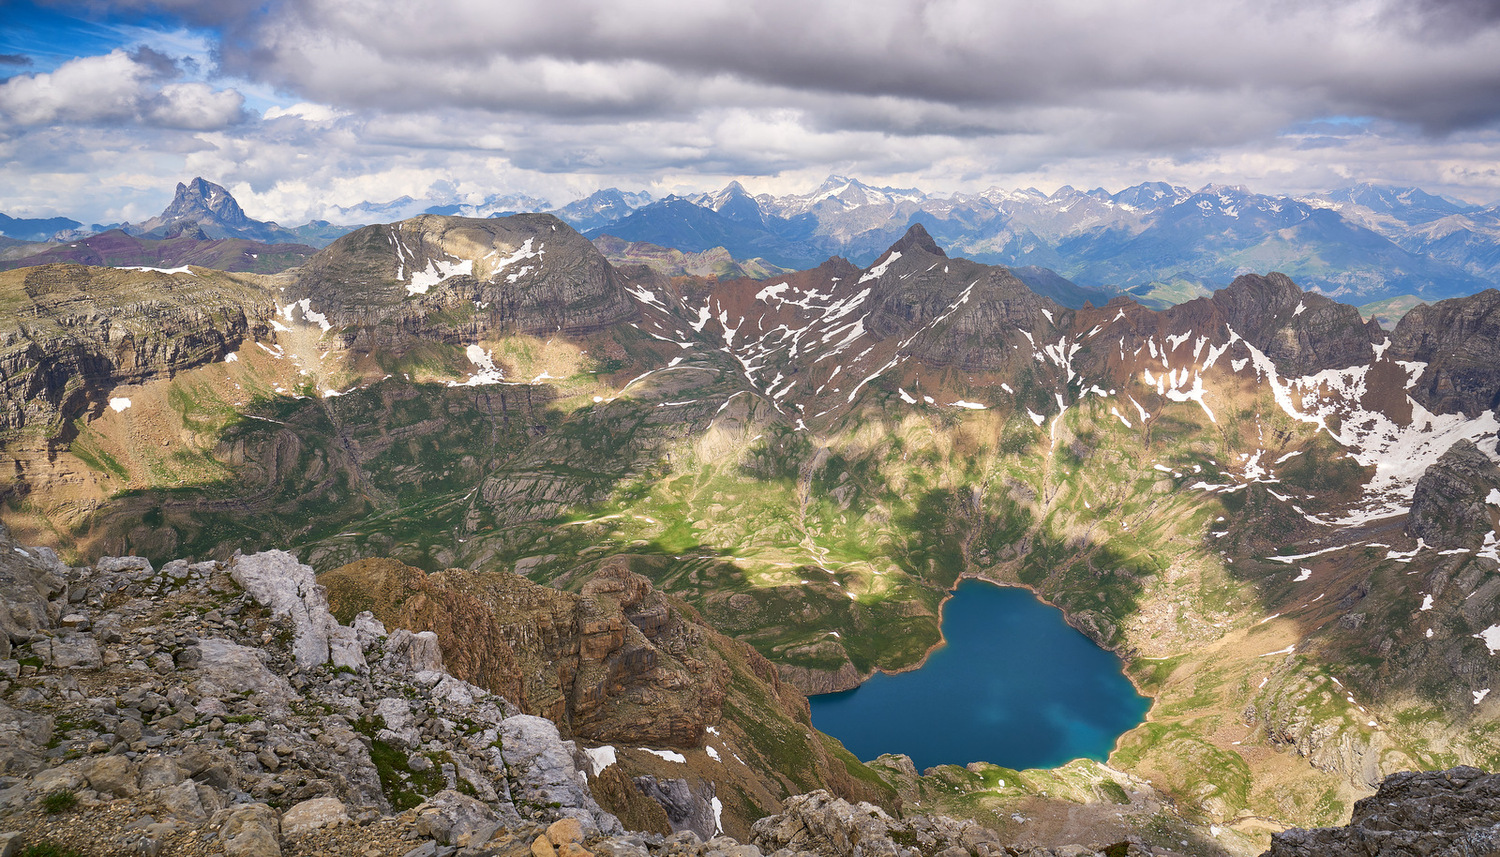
[3,0,1500,225]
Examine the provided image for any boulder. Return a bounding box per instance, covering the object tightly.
[281,796,350,837]
[82,754,138,798]
[218,803,281,857]
[414,790,499,846]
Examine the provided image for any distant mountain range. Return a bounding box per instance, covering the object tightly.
[571,177,1500,306]
[5,175,1499,306]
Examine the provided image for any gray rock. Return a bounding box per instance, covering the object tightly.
[414,790,499,846]
[385,628,445,674]
[0,700,49,775]
[634,776,717,840]
[192,638,295,706]
[82,754,138,797]
[280,795,350,837]
[352,611,387,648]
[138,756,185,791]
[230,550,364,670]
[751,790,1004,857]
[156,779,207,821]
[1262,765,1500,856]
[96,556,153,576]
[499,714,622,836]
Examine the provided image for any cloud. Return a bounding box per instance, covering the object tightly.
[0,54,31,67]
[190,0,1500,134]
[9,0,1500,224]
[0,47,245,129]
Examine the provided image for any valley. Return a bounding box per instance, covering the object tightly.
[4,207,1500,855]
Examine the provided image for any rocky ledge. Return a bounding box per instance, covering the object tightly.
[0,523,1151,857]
[1261,765,1500,856]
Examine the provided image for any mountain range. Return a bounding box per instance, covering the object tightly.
[579,176,1500,307]
[8,200,1500,853]
[8,175,1500,313]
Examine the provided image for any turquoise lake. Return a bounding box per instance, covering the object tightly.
[808,578,1151,772]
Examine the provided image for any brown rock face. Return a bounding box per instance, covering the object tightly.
[320,557,729,747]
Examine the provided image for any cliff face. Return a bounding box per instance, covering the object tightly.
[285,214,639,357]
[1390,288,1500,417]
[0,264,275,445]
[317,556,894,839]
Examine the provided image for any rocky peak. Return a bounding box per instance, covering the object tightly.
[1198,272,1380,375]
[884,222,945,259]
[1390,288,1500,417]
[160,178,254,231]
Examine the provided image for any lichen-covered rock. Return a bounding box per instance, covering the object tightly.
[1262,765,1500,856]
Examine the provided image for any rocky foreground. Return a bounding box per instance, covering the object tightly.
[7,519,1500,857]
[0,524,1172,857]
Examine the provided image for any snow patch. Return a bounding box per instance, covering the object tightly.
[108,397,131,413]
[584,746,617,776]
[639,748,686,763]
[407,258,473,296]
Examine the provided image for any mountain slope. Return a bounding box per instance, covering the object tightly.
[12,217,1500,853]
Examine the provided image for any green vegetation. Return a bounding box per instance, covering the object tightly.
[40,788,78,813]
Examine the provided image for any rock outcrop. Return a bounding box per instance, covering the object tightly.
[319,556,729,747]
[1390,288,1500,417]
[1261,766,1500,856]
[1406,438,1500,549]
[751,791,1149,857]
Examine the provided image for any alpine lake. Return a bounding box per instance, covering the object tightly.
[809,578,1151,772]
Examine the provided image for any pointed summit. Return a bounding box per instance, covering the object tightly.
[160,177,253,230]
[887,222,946,258]
[126,176,301,244]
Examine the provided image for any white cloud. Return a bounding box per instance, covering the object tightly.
[0,49,244,130]
[262,102,347,122]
